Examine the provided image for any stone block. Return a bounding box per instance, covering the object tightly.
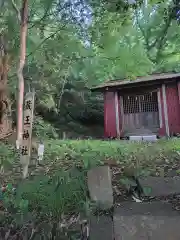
[87,166,113,209]
[114,202,180,240]
[142,135,157,142]
[140,176,180,196]
[129,136,143,141]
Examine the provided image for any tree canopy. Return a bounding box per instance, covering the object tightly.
[0,0,180,138]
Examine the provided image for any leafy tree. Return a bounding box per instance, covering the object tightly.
[135,1,180,65]
[1,0,180,140]
[0,0,58,138]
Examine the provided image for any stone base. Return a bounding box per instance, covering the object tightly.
[114,202,180,240]
[90,215,114,240]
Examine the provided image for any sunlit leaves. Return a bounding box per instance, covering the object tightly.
[2,0,180,116]
[83,11,154,83]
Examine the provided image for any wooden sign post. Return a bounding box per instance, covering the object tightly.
[20,91,35,178]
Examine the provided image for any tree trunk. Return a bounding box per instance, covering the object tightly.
[0,36,12,139]
[17,0,28,148]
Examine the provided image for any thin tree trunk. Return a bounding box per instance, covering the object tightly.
[17,0,28,148]
[0,35,12,139]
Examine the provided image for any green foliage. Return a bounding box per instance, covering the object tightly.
[3,0,180,237]
[41,138,180,174]
[15,168,87,218]
[2,137,180,214]
[44,139,128,169]
[143,186,152,196]
[0,142,18,171]
[33,116,59,139]
[1,138,180,237]
[2,0,180,139]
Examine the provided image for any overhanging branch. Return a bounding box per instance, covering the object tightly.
[136,3,174,63]
[11,0,21,22]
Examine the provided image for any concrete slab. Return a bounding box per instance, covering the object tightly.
[87,166,113,209]
[142,135,157,142]
[90,215,114,240]
[114,202,180,240]
[114,202,179,216]
[140,176,180,196]
[129,136,143,141]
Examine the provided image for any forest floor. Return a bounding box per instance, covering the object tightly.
[1,138,180,238]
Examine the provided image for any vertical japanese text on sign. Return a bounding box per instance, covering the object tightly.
[25,100,32,110]
[24,116,31,125]
[23,130,29,140]
[20,92,35,178]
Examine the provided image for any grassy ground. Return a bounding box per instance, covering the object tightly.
[43,138,180,176]
[1,138,180,238]
[2,137,180,179]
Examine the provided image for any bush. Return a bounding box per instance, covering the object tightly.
[15,168,87,217]
[33,116,59,139]
[0,142,18,173]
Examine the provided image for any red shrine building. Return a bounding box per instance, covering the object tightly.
[91,73,180,138]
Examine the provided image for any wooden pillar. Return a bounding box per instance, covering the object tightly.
[177,81,180,104]
[120,96,124,133]
[162,84,169,136]
[157,90,163,128]
[114,91,120,137]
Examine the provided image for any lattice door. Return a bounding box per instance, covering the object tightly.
[122,92,159,134]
